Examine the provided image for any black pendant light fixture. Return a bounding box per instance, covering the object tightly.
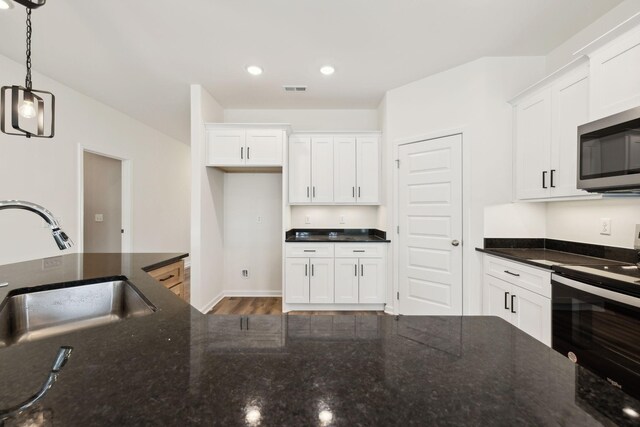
[1,0,55,138]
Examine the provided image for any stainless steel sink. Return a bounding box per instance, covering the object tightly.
[0,277,156,346]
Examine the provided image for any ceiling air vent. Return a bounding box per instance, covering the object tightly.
[283,85,307,92]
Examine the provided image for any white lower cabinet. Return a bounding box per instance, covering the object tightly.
[483,255,551,347]
[285,243,387,309]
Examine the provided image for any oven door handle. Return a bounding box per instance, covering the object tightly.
[552,274,640,308]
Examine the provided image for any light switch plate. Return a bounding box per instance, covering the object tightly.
[635,224,640,250]
[305,216,311,224]
[95,214,104,223]
[339,215,345,224]
[600,218,611,235]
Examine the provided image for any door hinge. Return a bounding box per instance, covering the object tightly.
[397,291,400,300]
[395,159,400,168]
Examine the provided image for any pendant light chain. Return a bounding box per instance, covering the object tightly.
[25,8,32,90]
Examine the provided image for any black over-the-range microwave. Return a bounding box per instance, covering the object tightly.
[578,106,640,193]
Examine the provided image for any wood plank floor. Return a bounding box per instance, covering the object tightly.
[208,297,385,316]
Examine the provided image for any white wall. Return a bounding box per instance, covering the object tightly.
[547,198,640,248]
[223,173,282,295]
[0,53,190,265]
[190,85,225,312]
[289,206,379,229]
[546,0,640,74]
[224,109,379,131]
[383,56,546,315]
[484,203,547,238]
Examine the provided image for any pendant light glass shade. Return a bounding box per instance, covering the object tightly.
[1,85,55,138]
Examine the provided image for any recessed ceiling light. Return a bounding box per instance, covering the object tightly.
[246,65,263,76]
[320,65,335,76]
[0,0,14,10]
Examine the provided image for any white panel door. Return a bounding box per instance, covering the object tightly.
[289,137,312,203]
[334,258,359,304]
[482,275,512,322]
[333,137,357,203]
[510,286,551,346]
[245,129,283,166]
[398,134,463,315]
[358,258,385,304]
[356,136,380,203]
[309,258,334,303]
[285,258,309,303]
[311,137,334,203]
[551,65,590,198]
[206,130,246,166]
[515,89,552,200]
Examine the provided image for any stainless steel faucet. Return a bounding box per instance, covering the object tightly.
[0,200,73,250]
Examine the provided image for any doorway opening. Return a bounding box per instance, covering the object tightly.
[81,150,130,253]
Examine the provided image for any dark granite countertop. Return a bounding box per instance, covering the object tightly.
[286,228,390,243]
[476,247,630,270]
[0,253,638,426]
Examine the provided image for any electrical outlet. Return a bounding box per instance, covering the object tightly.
[241,269,249,279]
[256,215,262,224]
[339,215,345,224]
[305,216,311,224]
[95,214,104,223]
[634,224,640,250]
[42,256,63,270]
[600,218,611,235]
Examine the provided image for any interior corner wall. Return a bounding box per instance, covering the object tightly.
[383,56,546,315]
[190,84,225,312]
[0,53,191,266]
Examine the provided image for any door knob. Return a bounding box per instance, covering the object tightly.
[451,240,460,247]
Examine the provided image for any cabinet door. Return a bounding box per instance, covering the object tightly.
[285,258,310,303]
[482,274,512,322]
[333,137,357,203]
[510,285,551,347]
[551,66,590,198]
[289,137,312,203]
[206,129,246,166]
[309,258,335,303]
[358,258,385,304]
[334,258,359,304]
[590,27,640,120]
[311,137,334,203]
[515,89,552,200]
[245,129,283,166]
[356,136,380,203]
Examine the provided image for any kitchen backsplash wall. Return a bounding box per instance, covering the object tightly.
[546,198,640,249]
[289,206,380,229]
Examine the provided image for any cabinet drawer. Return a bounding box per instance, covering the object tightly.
[169,283,184,299]
[148,260,184,289]
[334,243,385,258]
[285,243,334,258]
[483,255,551,298]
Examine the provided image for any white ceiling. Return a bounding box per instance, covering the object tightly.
[0,0,622,143]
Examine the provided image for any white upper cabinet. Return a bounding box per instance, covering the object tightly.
[289,137,312,203]
[245,129,284,166]
[356,136,380,203]
[333,137,357,203]
[311,137,334,203]
[588,26,640,120]
[513,61,591,201]
[205,125,287,168]
[289,132,380,205]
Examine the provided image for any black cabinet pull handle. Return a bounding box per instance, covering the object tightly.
[313,187,316,198]
[305,264,308,277]
[353,250,365,253]
[247,147,250,159]
[159,274,175,282]
[511,295,516,314]
[241,147,244,159]
[504,292,510,310]
[358,187,361,198]
[550,169,556,188]
[307,187,310,198]
[240,317,243,330]
[504,270,520,277]
[355,264,358,276]
[542,171,548,189]
[303,249,316,252]
[246,317,249,330]
[361,264,364,276]
[311,264,315,276]
[352,187,355,197]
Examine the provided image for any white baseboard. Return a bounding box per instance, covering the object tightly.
[198,291,225,314]
[223,290,282,297]
[384,305,395,315]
